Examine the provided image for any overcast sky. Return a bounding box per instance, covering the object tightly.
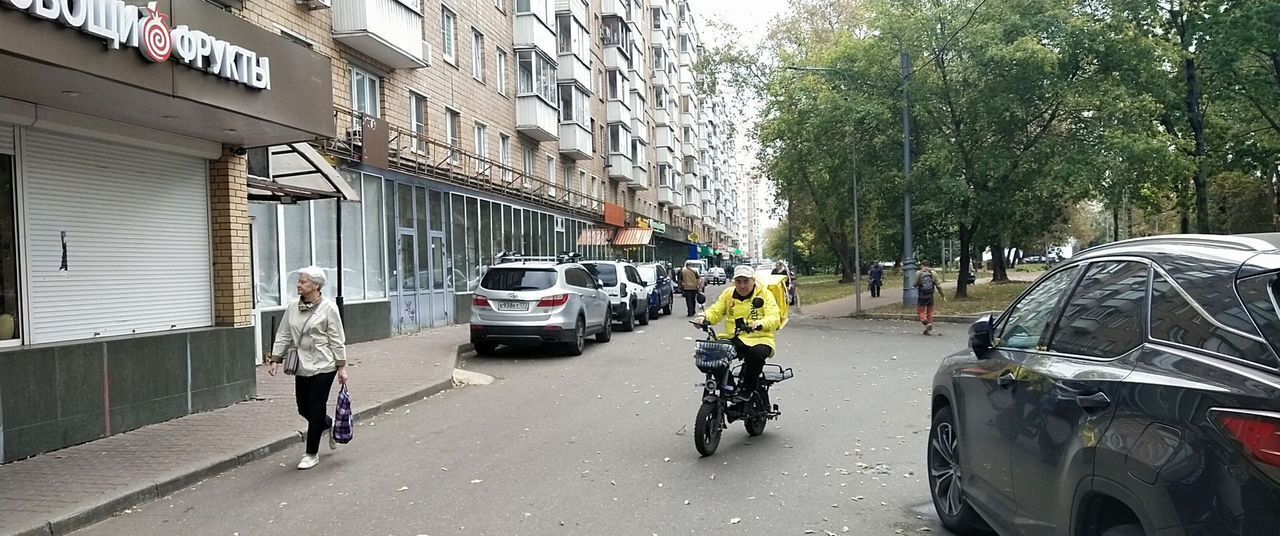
[692,0,789,232]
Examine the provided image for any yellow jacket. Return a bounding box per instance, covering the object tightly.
[704,282,782,350]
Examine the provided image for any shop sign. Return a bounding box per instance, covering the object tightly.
[651,221,667,234]
[635,217,650,229]
[604,203,625,227]
[688,231,700,242]
[2,0,272,90]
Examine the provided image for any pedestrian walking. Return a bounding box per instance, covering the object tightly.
[266,266,348,470]
[679,263,702,316]
[913,260,943,335]
[869,263,884,298]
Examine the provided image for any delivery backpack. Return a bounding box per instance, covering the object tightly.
[753,273,791,329]
[918,271,936,297]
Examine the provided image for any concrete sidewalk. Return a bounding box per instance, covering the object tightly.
[0,324,470,536]
[797,269,1042,320]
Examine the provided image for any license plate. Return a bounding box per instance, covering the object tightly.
[496,301,528,312]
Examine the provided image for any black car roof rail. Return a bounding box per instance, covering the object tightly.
[493,251,583,265]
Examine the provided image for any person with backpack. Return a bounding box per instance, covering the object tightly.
[678,263,703,317]
[913,260,944,335]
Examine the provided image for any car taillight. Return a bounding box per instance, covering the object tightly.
[537,294,569,307]
[1214,410,1280,471]
[473,295,490,307]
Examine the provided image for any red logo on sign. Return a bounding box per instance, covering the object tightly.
[140,2,172,63]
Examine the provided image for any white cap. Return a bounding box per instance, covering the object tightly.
[733,265,756,280]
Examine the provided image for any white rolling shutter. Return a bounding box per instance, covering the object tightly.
[0,124,12,154]
[23,129,212,344]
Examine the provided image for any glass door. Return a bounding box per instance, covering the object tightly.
[394,230,421,334]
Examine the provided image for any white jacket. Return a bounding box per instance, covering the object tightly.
[271,298,347,376]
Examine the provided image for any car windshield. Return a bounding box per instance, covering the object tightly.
[638,266,658,282]
[585,263,619,286]
[480,268,558,291]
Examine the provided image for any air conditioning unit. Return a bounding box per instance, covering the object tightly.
[297,0,330,10]
[421,41,434,67]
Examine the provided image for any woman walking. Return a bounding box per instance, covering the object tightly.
[266,266,348,470]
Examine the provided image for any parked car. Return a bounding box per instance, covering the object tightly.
[1022,255,1046,264]
[706,266,727,285]
[929,233,1280,536]
[582,260,651,332]
[470,257,612,356]
[638,262,675,319]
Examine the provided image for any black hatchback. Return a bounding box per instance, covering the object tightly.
[929,234,1280,536]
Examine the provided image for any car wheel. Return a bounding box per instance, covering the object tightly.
[638,300,650,326]
[620,304,635,332]
[1101,525,1144,536]
[649,304,661,320]
[562,316,585,356]
[473,341,498,355]
[595,313,612,343]
[928,405,990,534]
[662,301,673,315]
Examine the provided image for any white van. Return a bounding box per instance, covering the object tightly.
[684,259,707,275]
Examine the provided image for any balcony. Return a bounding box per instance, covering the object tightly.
[653,107,672,126]
[651,68,670,89]
[559,122,592,160]
[332,0,426,69]
[517,96,559,142]
[608,100,633,125]
[556,0,588,20]
[684,198,702,220]
[630,164,650,190]
[682,138,698,157]
[608,153,633,179]
[558,54,592,89]
[632,117,649,143]
[602,0,628,18]
[604,46,630,70]
[656,145,676,164]
[515,12,557,59]
[680,110,697,127]
[658,185,678,205]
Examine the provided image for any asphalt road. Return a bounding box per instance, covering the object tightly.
[74,300,964,536]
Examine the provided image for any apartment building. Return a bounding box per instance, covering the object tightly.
[0,0,741,460]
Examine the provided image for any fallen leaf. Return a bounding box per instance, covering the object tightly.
[730,518,742,524]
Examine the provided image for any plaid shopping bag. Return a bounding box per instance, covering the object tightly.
[333,385,354,444]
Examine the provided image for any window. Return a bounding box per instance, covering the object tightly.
[473,122,489,173]
[351,68,380,118]
[607,69,625,100]
[609,123,625,153]
[651,7,661,29]
[250,202,279,308]
[547,155,557,196]
[680,35,690,53]
[602,16,627,48]
[496,48,508,95]
[1239,274,1280,357]
[590,118,597,152]
[563,163,574,198]
[441,7,457,64]
[282,203,312,295]
[566,268,595,289]
[516,0,531,12]
[558,84,589,125]
[558,14,572,54]
[652,47,665,70]
[1047,262,1148,359]
[472,29,485,81]
[1152,273,1276,366]
[517,50,557,103]
[995,266,1081,350]
[445,108,461,165]
[500,134,512,181]
[522,146,535,188]
[409,92,427,152]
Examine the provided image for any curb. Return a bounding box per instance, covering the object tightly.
[18,348,463,536]
[848,312,993,324]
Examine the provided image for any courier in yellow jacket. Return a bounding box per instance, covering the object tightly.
[695,265,781,401]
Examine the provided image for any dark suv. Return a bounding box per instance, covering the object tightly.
[929,234,1280,536]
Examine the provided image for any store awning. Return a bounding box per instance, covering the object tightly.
[613,228,654,247]
[247,143,361,203]
[577,228,614,246]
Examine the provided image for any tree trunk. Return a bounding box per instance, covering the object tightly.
[1113,207,1120,242]
[836,233,856,283]
[991,240,1009,282]
[1179,26,1211,233]
[956,223,974,298]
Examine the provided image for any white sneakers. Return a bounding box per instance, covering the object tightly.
[297,454,320,470]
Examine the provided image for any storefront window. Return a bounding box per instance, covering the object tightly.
[511,208,523,253]
[282,203,312,297]
[341,197,365,301]
[363,176,387,298]
[503,204,515,251]
[466,197,480,291]
[480,200,493,268]
[250,202,280,308]
[430,190,445,232]
[450,194,466,291]
[313,199,338,295]
[0,155,20,339]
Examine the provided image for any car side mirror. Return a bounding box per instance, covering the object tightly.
[969,314,995,355]
[696,293,707,304]
[596,279,605,289]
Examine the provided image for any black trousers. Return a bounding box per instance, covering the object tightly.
[295,371,336,455]
[870,280,882,297]
[683,289,698,316]
[732,338,773,396]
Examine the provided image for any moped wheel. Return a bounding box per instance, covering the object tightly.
[694,401,722,457]
[745,390,768,436]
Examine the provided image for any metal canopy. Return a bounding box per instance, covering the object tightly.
[247,143,361,203]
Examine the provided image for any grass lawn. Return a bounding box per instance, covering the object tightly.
[797,278,856,305]
[869,280,1031,316]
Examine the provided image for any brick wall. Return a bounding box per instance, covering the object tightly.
[209,147,253,327]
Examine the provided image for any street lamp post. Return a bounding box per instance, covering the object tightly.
[900,50,918,307]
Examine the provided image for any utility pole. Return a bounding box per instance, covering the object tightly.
[852,144,862,315]
[900,49,918,307]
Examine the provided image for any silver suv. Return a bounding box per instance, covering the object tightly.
[470,256,612,356]
[581,260,652,332]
